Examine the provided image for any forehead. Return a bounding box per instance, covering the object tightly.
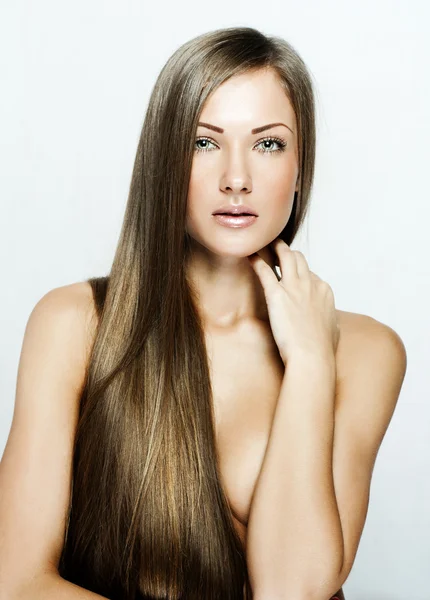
[199,68,296,131]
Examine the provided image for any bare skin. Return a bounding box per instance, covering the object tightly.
[185,68,347,598]
[185,67,299,333]
[207,308,350,600]
[185,64,296,542]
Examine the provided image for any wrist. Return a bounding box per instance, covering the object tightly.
[283,347,336,371]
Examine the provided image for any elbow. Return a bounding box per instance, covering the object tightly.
[252,586,324,600]
[0,576,20,600]
[253,594,317,600]
[1,579,30,600]
[1,571,57,600]
[252,575,343,600]
[253,593,332,600]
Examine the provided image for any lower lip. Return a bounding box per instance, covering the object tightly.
[213,214,258,228]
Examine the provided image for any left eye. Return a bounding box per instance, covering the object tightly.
[194,136,287,154]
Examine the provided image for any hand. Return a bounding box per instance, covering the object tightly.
[248,238,340,365]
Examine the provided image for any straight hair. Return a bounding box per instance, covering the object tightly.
[59,26,316,599]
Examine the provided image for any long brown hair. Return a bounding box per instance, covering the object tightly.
[58,26,316,599]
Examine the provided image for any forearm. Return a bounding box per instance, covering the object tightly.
[10,571,110,600]
[246,354,344,599]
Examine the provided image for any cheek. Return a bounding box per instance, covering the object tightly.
[262,166,297,216]
[185,173,210,236]
[187,161,208,204]
[187,170,203,204]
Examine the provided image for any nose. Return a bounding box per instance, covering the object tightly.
[220,151,252,194]
[221,175,252,195]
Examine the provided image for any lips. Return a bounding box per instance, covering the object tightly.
[212,205,258,217]
[213,213,258,228]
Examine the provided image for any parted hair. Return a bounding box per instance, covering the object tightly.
[58,26,316,599]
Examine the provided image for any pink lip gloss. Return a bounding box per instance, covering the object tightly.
[213,214,258,228]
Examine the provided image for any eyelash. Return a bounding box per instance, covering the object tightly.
[194,135,287,155]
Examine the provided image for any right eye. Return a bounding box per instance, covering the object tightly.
[194,137,217,153]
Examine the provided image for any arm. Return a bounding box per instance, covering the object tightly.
[10,572,110,600]
[246,316,407,600]
[246,241,406,599]
[0,283,104,600]
[246,354,342,600]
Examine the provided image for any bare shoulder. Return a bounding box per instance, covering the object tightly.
[0,281,100,593]
[40,280,97,321]
[33,281,99,373]
[335,308,407,384]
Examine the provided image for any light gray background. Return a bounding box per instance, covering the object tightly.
[1,1,429,599]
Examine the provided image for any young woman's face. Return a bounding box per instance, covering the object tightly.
[186,68,300,260]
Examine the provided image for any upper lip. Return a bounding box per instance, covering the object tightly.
[212,204,258,216]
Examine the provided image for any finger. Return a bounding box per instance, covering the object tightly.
[248,253,280,294]
[309,269,322,281]
[271,238,298,281]
[293,251,311,279]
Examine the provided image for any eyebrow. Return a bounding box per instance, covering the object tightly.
[197,122,294,135]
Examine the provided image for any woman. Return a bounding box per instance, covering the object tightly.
[1,27,406,600]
